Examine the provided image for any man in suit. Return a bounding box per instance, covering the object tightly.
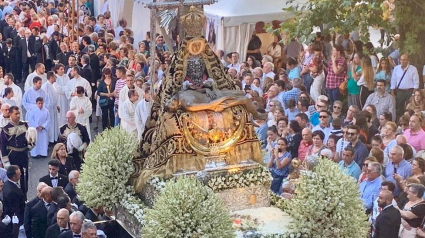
[64,170,79,201]
[47,186,65,228]
[373,190,401,238]
[59,211,85,238]
[88,45,100,83]
[39,160,69,188]
[0,201,8,238]
[46,208,70,238]
[81,220,97,238]
[50,194,73,226]
[20,28,35,81]
[56,42,71,66]
[80,54,93,86]
[3,38,16,75]
[24,182,48,238]
[3,165,25,238]
[49,31,61,61]
[29,186,53,238]
[65,55,78,78]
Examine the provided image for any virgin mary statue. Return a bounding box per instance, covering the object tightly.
[131,7,264,192]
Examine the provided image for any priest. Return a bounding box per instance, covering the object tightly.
[120,89,139,137]
[41,71,60,143]
[24,63,48,91]
[67,66,92,100]
[69,86,92,141]
[135,87,152,141]
[22,76,49,120]
[27,97,50,158]
[54,64,71,126]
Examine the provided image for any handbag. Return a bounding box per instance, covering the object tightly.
[99,98,108,106]
[339,80,348,95]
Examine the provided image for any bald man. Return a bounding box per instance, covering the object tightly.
[46,208,70,238]
[298,128,313,162]
[384,134,417,158]
[24,182,48,238]
[29,186,53,238]
[58,111,90,170]
[374,190,400,238]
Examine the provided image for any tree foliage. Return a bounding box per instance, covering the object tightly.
[274,0,425,66]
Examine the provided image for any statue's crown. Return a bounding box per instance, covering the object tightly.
[180,6,206,38]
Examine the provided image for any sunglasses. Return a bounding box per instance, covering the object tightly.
[333,106,341,109]
[319,116,328,119]
[362,163,369,167]
[346,132,357,136]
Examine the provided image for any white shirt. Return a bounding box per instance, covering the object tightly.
[227,63,241,73]
[390,64,419,90]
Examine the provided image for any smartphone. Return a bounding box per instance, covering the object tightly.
[244,84,251,91]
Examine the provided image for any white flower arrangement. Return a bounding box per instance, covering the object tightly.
[280,157,369,238]
[207,166,272,192]
[76,128,139,210]
[120,190,146,225]
[147,177,167,192]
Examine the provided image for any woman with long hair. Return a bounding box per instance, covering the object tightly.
[363,42,379,71]
[97,68,116,130]
[247,56,259,71]
[374,57,392,92]
[268,137,292,194]
[267,34,284,70]
[364,104,379,128]
[51,143,75,176]
[347,52,362,108]
[407,89,425,114]
[357,56,375,108]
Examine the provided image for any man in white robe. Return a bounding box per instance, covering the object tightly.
[1,74,23,119]
[54,64,71,126]
[70,86,93,141]
[135,87,152,141]
[41,72,60,143]
[22,76,49,120]
[24,63,48,91]
[121,89,139,137]
[118,74,143,119]
[67,66,92,99]
[28,97,50,158]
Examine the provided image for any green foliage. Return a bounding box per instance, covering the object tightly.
[275,0,425,66]
[143,176,234,238]
[76,127,138,209]
[283,158,369,238]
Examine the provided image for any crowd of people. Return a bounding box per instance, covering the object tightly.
[0,0,421,237]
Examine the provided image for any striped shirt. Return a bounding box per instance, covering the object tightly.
[114,79,126,106]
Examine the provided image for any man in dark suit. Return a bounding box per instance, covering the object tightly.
[47,187,66,228]
[373,190,401,238]
[65,55,78,78]
[3,38,16,75]
[29,186,53,238]
[3,165,25,238]
[80,54,93,84]
[24,182,48,238]
[88,45,100,82]
[50,194,73,226]
[64,170,79,201]
[56,42,71,66]
[46,208,70,238]
[19,28,35,80]
[59,211,85,238]
[39,160,69,188]
[49,31,61,61]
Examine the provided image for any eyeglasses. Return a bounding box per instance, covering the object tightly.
[317,104,326,108]
[346,132,357,136]
[319,116,328,119]
[333,106,341,109]
[362,163,369,167]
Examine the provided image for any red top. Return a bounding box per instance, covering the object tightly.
[326,57,347,89]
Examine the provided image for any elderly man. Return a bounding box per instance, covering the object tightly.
[58,111,90,171]
[262,62,275,81]
[59,211,85,238]
[46,208,70,238]
[338,146,362,180]
[0,103,10,128]
[359,162,382,213]
[29,186,53,238]
[265,86,280,111]
[298,128,313,162]
[374,190,401,238]
[404,114,425,152]
[391,54,419,119]
[64,170,79,201]
[384,134,417,158]
[24,63,48,91]
[385,145,412,197]
[24,182,48,238]
[363,80,396,121]
[280,77,302,108]
[82,220,97,238]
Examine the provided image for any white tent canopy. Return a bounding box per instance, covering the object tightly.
[205,0,306,61]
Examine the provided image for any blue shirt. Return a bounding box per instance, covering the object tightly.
[288,66,301,81]
[351,141,369,167]
[270,151,292,177]
[309,112,320,127]
[338,160,362,180]
[280,88,301,108]
[359,176,382,210]
[385,160,412,196]
[285,108,300,121]
[255,123,268,149]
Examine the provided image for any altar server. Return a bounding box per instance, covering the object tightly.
[118,72,143,118]
[24,63,48,91]
[28,97,50,158]
[70,86,93,141]
[135,87,152,141]
[67,66,92,99]
[41,71,60,143]
[54,64,71,126]
[121,89,139,137]
[1,74,22,107]
[22,76,49,120]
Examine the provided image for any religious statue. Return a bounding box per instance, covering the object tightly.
[131,6,265,192]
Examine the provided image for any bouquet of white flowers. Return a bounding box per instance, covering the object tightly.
[76,128,139,210]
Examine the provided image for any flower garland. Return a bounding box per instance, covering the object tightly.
[120,190,146,225]
[207,166,272,192]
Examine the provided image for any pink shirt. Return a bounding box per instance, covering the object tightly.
[298,141,312,162]
[404,128,425,152]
